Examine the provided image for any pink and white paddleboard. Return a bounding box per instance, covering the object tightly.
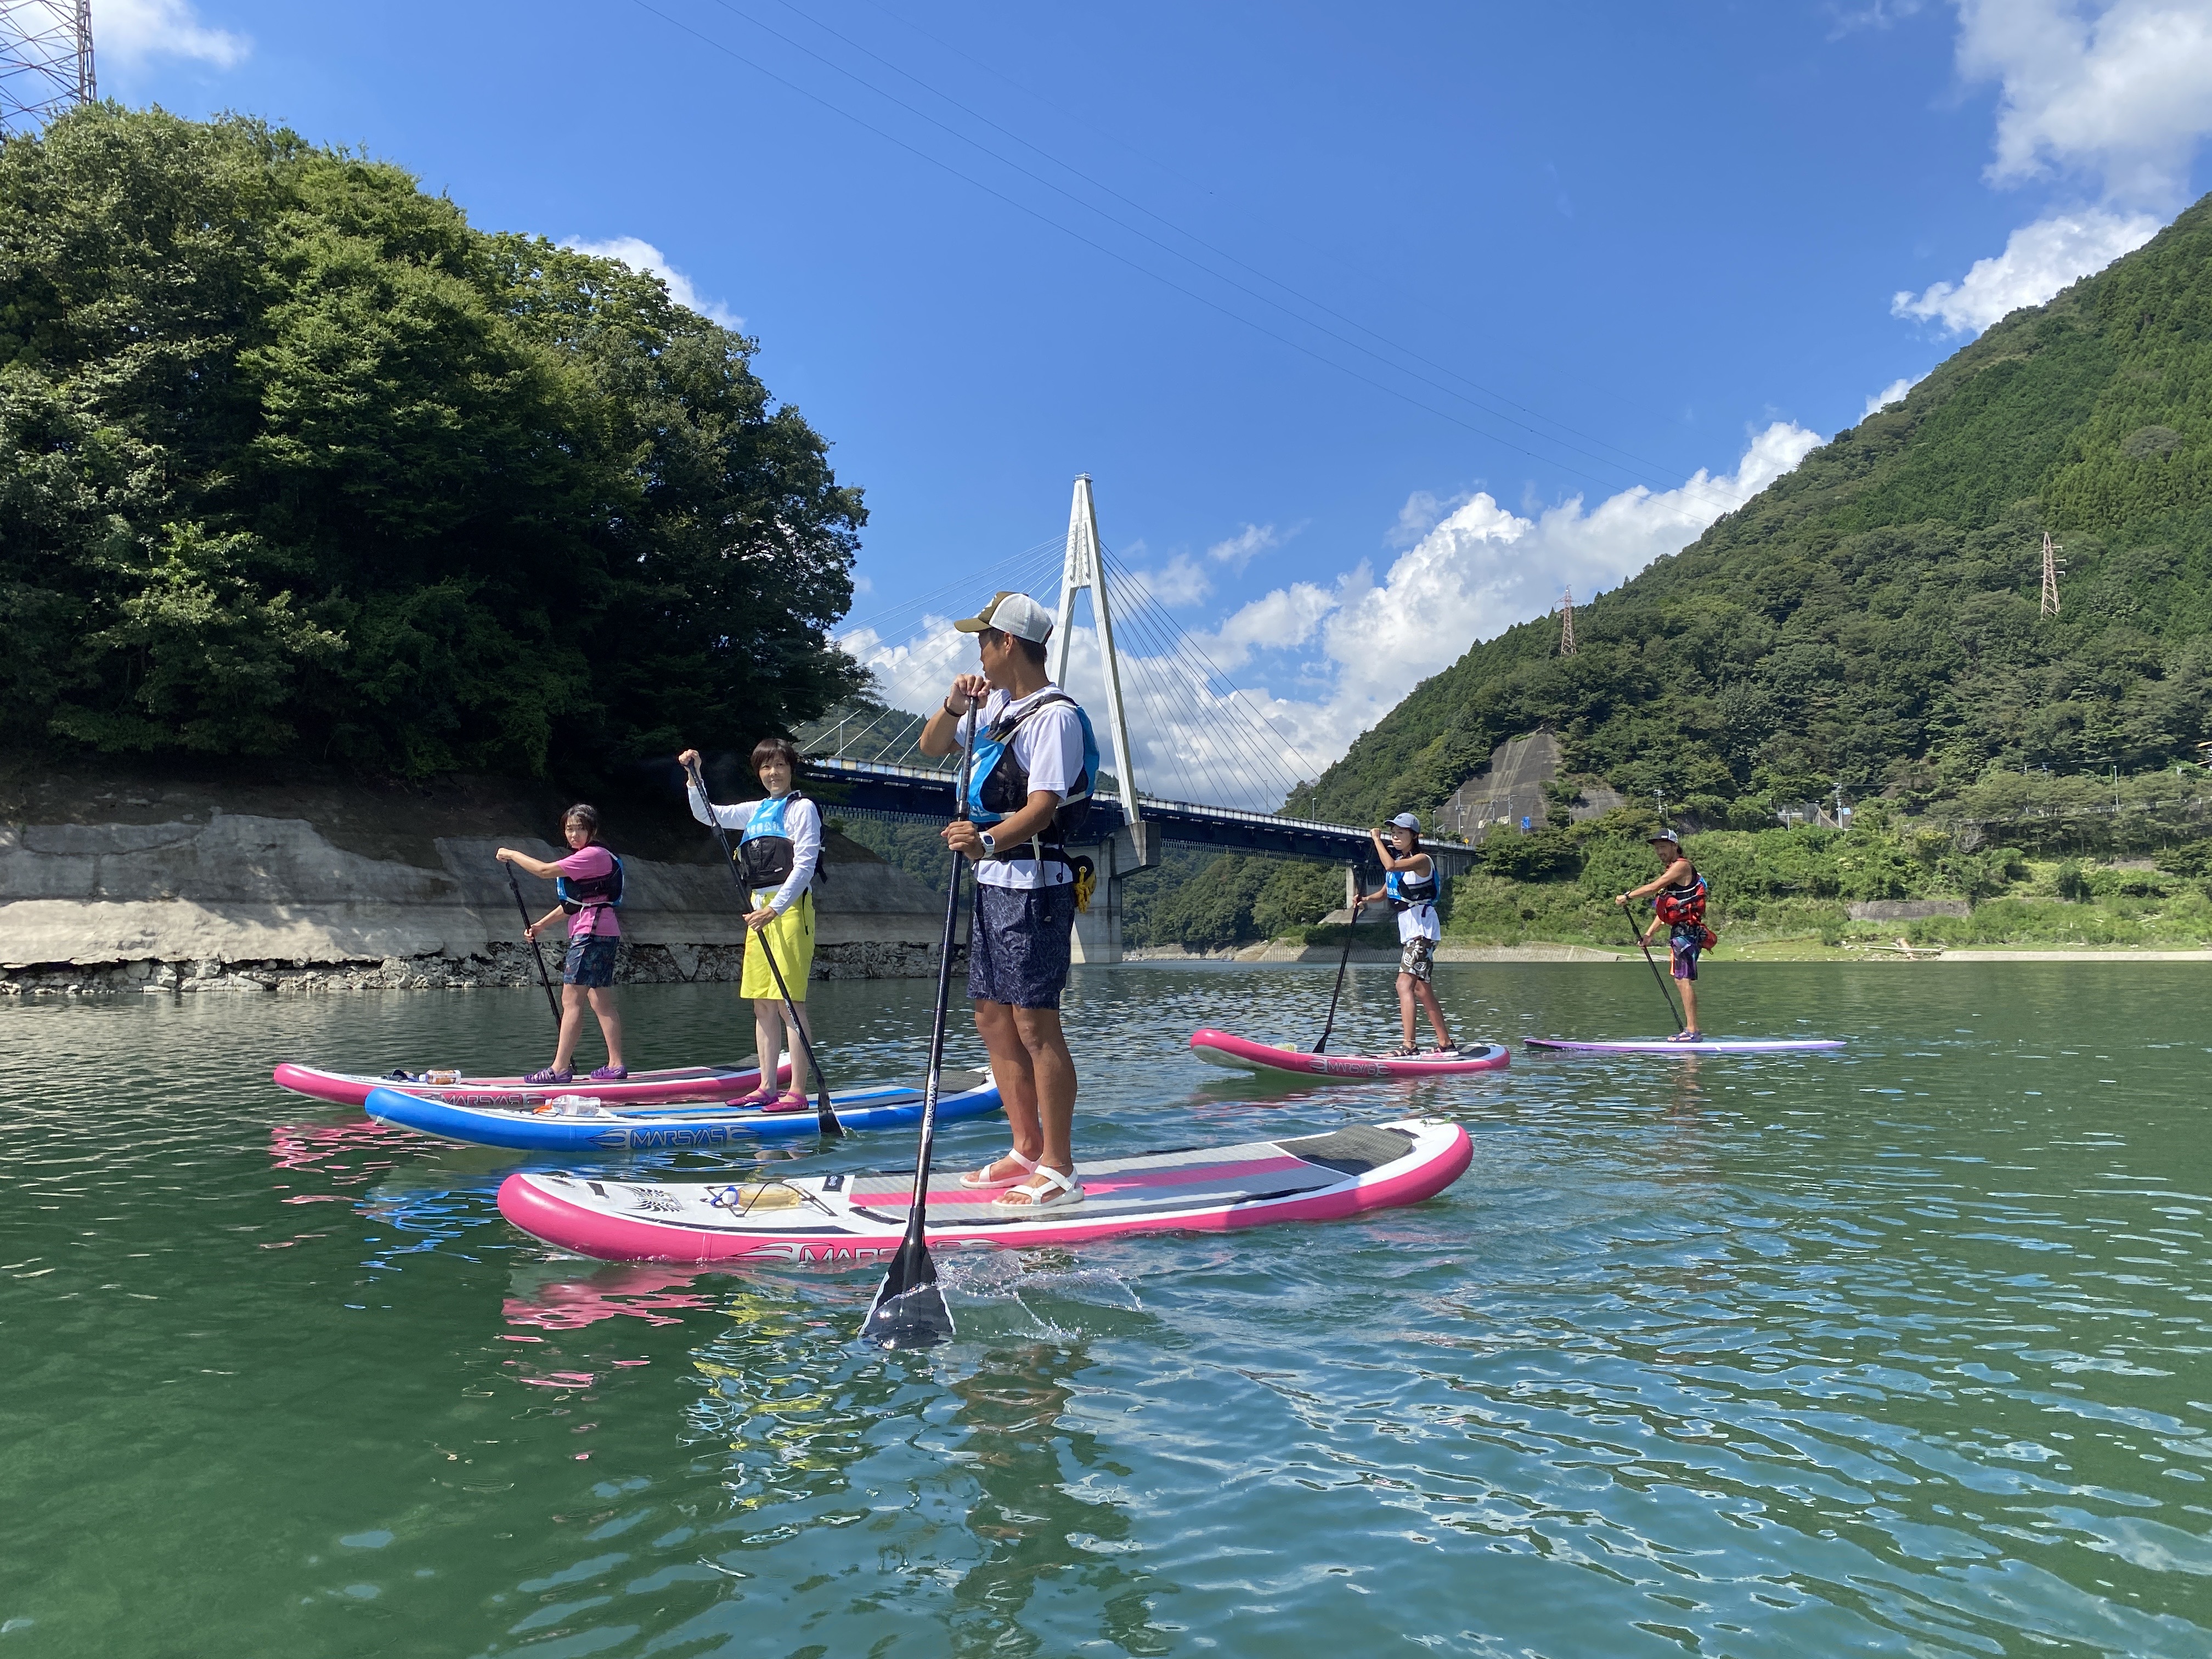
[1523,1037,1843,1055]
[272,1060,788,1111]
[1189,1028,1510,1080]
[497,1118,1471,1266]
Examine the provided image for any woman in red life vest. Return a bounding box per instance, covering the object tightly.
[1615,832,1714,1041]
[498,804,629,1082]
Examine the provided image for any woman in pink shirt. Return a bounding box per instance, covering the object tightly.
[496,804,628,1084]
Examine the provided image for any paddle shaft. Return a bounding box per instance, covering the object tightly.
[1313,875,1364,1054]
[682,758,842,1138]
[862,702,978,1350]
[1626,905,1686,1031]
[505,865,562,1027]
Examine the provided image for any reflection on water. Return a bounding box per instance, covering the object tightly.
[2,964,2209,1656]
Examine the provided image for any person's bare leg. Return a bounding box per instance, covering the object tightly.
[1009,1006,1076,1171]
[586,986,624,1069]
[753,1000,785,1087]
[1679,977,1699,1036]
[1413,979,1452,1049]
[1397,974,1418,1049]
[781,1000,813,1092]
[553,983,586,1072]
[974,999,1040,1180]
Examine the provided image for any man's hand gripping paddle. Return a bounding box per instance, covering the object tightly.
[861,701,979,1351]
[1626,904,1686,1033]
[505,864,562,1028]
[682,757,844,1139]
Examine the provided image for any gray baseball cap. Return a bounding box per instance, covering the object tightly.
[953,591,1054,644]
[1387,812,1421,831]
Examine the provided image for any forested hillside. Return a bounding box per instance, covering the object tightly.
[1,106,863,784]
[1302,194,2212,828]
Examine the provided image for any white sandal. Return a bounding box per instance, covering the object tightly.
[959,1149,1039,1190]
[989,1165,1084,1217]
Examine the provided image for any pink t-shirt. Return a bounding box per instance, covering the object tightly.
[556,845,622,938]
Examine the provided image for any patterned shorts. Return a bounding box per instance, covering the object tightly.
[563,934,619,988]
[969,882,1077,1008]
[1668,928,1701,982]
[1398,936,1436,983]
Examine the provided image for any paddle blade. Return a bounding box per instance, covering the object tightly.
[861,1240,955,1351]
[815,1084,844,1139]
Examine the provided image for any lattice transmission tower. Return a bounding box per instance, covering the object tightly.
[2039,531,2064,618]
[0,1,94,138]
[1557,587,1577,657]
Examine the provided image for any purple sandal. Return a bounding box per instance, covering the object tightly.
[588,1065,628,1082]
[523,1067,574,1085]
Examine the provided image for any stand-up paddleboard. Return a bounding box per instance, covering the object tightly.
[498,1118,1471,1265]
[363,1071,1002,1152]
[272,1060,788,1111]
[1190,1029,1510,1080]
[1525,1037,1844,1054]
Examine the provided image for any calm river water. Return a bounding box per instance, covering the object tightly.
[3,962,2208,1657]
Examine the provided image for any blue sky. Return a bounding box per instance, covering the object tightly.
[94,0,2212,802]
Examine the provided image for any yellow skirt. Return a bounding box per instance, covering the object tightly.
[739,891,815,1000]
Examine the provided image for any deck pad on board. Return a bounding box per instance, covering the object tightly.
[1190,1029,1510,1080]
[496,1119,1472,1264]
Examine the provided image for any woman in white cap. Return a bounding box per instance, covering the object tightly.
[1360,813,1456,1057]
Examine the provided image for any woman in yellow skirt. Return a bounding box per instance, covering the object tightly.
[678,738,821,1112]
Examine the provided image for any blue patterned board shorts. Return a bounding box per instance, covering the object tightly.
[968,882,1077,1008]
[564,934,619,988]
[1668,927,1701,983]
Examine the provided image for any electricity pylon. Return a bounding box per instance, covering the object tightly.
[2040,531,2064,618]
[1557,587,1578,657]
[0,0,93,137]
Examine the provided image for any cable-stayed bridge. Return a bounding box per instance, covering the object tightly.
[798,476,1475,961]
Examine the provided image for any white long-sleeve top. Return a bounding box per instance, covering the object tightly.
[687,780,821,916]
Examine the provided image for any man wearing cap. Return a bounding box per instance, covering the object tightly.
[1616,833,1709,1040]
[1360,812,1457,1057]
[919,591,1097,1215]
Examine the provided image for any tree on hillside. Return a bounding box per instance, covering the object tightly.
[1301,194,2212,827]
[0,105,865,779]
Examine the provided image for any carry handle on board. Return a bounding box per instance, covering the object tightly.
[861,701,979,1351]
[682,757,845,1139]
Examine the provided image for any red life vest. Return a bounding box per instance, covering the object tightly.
[1655,871,1717,948]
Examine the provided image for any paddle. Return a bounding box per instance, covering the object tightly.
[1313,872,1364,1055]
[504,863,562,1028]
[861,701,979,1352]
[1624,904,1686,1033]
[681,757,844,1139]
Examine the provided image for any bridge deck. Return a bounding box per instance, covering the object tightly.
[805,757,1476,867]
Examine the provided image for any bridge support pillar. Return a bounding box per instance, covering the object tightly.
[1068,822,1159,965]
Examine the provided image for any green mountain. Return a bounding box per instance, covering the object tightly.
[1300,195,2212,831]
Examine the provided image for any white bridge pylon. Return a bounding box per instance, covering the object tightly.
[1048,474,1144,829]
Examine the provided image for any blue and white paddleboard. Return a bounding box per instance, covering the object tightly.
[362,1070,1001,1152]
[1524,1037,1844,1054]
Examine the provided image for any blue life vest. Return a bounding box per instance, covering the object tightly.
[556,849,624,917]
[737,792,821,893]
[964,690,1100,855]
[1385,861,1437,912]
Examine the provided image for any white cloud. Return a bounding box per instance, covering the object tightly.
[1892,206,2159,331]
[1133,555,1212,607]
[1862,375,1921,417]
[1896,3,2212,338]
[1961,0,2212,204]
[833,425,1821,809]
[1206,523,1281,570]
[95,0,249,68]
[1388,488,1474,549]
[561,236,743,329]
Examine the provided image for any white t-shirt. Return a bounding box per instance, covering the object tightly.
[685,781,821,916]
[959,685,1087,890]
